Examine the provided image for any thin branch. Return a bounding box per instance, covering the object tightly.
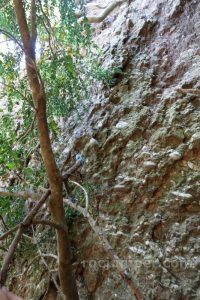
[39,16,55,56]
[62,160,84,203]
[22,190,50,225]
[69,180,89,211]
[16,115,36,144]
[41,253,58,260]
[63,197,143,300]
[32,227,63,299]
[0,226,24,286]
[21,254,42,275]
[32,219,65,231]
[0,215,8,231]
[60,151,71,173]
[38,0,55,35]
[0,188,42,200]
[22,233,34,242]
[21,253,57,277]
[62,160,84,180]
[38,0,57,55]
[0,225,20,242]
[25,141,40,167]
[0,29,23,50]
[0,190,50,286]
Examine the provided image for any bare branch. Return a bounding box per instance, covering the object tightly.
[38,0,57,55]
[0,225,20,242]
[16,115,36,144]
[0,190,50,286]
[21,253,57,277]
[0,188,42,200]
[25,141,40,167]
[39,15,55,56]
[0,226,24,286]
[0,215,8,231]
[32,227,63,299]
[62,160,84,180]
[63,197,143,300]
[69,180,89,211]
[41,253,58,260]
[32,219,65,231]
[0,28,23,50]
[22,190,50,225]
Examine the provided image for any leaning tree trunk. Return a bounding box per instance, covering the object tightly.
[13,1,79,299]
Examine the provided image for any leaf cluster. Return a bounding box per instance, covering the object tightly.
[0,0,114,224]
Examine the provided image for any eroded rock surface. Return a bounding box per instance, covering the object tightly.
[65,1,200,299]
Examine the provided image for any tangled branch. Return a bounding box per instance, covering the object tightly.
[0,190,50,286]
[32,227,63,299]
[0,224,20,242]
[16,115,36,144]
[63,188,143,300]
[0,28,23,50]
[20,253,57,277]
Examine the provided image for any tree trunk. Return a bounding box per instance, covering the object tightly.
[13,1,79,299]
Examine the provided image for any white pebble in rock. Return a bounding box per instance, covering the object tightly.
[169,150,182,160]
[116,121,128,129]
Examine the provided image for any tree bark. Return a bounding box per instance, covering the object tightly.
[13,1,79,299]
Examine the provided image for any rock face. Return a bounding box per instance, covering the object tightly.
[65,0,200,299]
[5,0,200,299]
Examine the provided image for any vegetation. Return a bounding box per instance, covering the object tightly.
[0,1,143,300]
[0,1,104,299]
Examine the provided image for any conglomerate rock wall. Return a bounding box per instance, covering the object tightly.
[63,0,200,299]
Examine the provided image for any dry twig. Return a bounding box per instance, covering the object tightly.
[63,195,143,300]
[32,227,63,299]
[0,190,50,286]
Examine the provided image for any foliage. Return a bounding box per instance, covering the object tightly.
[0,196,24,231]
[15,235,38,260]
[0,0,113,225]
[0,3,120,296]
